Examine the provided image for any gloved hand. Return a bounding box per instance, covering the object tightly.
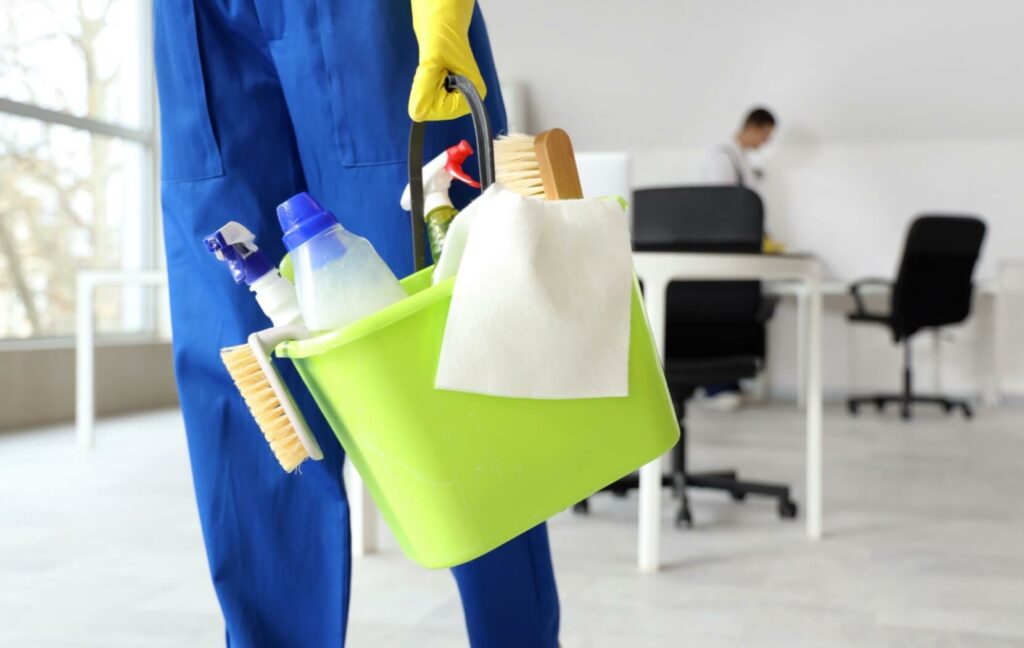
[408,0,487,122]
[762,234,786,254]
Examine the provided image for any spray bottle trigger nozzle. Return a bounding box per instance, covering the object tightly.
[444,139,481,189]
[204,221,274,286]
[445,161,481,189]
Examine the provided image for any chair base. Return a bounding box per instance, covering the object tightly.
[572,400,798,527]
[675,469,798,528]
[846,335,974,421]
[847,393,972,420]
[573,468,799,527]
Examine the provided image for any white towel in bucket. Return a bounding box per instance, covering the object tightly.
[435,184,633,399]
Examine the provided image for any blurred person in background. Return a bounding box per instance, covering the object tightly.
[700,106,775,192]
[697,107,778,412]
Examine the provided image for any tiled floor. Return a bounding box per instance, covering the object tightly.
[1,404,1022,647]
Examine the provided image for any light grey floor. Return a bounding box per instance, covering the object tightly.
[1,404,1022,647]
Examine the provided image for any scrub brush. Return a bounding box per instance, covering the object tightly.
[204,222,321,472]
[494,128,584,200]
[221,326,323,472]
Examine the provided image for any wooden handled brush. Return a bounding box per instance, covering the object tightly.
[494,128,583,200]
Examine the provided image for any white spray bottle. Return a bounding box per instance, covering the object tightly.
[400,139,479,264]
[204,221,304,328]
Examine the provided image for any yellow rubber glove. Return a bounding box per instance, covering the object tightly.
[762,235,786,255]
[408,0,487,122]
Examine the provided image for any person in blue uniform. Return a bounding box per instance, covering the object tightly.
[153,1,560,645]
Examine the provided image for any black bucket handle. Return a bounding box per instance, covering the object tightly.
[408,74,495,271]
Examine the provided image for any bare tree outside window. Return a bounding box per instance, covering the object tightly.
[0,0,152,339]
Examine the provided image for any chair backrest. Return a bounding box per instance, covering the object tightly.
[891,215,986,338]
[632,186,767,361]
[632,186,763,253]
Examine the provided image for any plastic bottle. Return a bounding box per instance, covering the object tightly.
[277,192,407,332]
[400,139,480,262]
[203,221,304,327]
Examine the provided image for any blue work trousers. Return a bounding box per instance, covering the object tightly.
[154,1,559,645]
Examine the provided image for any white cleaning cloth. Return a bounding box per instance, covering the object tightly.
[435,184,633,399]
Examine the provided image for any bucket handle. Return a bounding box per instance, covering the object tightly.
[408,74,495,271]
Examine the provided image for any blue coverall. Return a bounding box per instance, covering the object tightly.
[153,1,560,645]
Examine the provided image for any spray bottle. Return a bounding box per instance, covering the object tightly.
[400,139,480,263]
[204,221,304,328]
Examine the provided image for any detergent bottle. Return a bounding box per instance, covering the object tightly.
[400,139,480,262]
[204,221,304,327]
[277,192,407,332]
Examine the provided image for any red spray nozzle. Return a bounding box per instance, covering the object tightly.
[444,139,480,188]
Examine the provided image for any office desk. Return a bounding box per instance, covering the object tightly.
[632,252,824,574]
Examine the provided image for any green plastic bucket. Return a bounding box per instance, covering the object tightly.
[274,75,678,568]
[276,267,678,568]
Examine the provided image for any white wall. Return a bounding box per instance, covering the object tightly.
[484,0,1024,399]
[485,0,1024,143]
[0,342,178,431]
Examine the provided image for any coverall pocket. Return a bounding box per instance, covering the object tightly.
[315,0,419,167]
[154,0,224,182]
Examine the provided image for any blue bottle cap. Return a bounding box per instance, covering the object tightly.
[277,192,339,251]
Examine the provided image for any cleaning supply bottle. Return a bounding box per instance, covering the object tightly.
[204,221,304,327]
[400,139,480,263]
[277,192,407,332]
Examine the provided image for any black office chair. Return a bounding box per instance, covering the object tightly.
[846,215,986,420]
[576,186,797,526]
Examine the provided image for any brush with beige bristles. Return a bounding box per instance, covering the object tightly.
[494,129,584,200]
[221,326,323,472]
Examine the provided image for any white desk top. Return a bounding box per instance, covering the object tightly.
[631,251,998,296]
[632,251,822,282]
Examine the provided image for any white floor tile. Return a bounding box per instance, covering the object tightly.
[1,404,1022,647]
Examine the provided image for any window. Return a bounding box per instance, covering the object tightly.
[0,0,156,340]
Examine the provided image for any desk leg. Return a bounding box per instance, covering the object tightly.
[984,292,1002,407]
[806,277,823,540]
[638,277,668,573]
[75,278,95,450]
[638,460,662,573]
[346,462,379,556]
[796,288,808,410]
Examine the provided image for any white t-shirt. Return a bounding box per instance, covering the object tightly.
[699,141,760,193]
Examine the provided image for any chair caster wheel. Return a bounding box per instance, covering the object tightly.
[900,407,911,420]
[962,404,973,419]
[943,402,954,414]
[847,401,858,415]
[730,490,747,502]
[573,500,589,514]
[675,508,693,529]
[779,500,798,519]
[874,397,886,411]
